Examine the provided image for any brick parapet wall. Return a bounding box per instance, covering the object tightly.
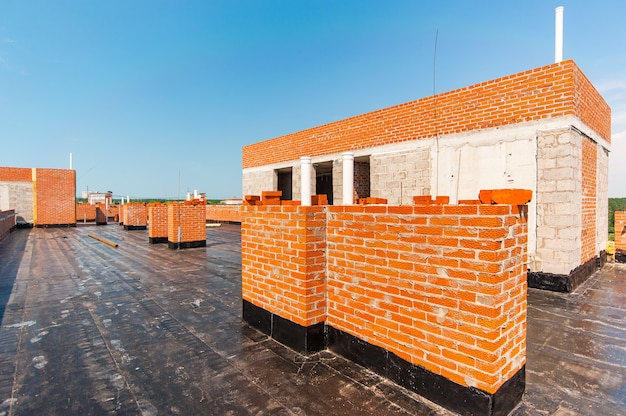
[0,210,16,242]
[241,201,527,397]
[95,203,107,224]
[206,205,242,223]
[148,204,168,240]
[125,203,147,228]
[167,203,206,247]
[242,205,327,327]
[242,60,610,169]
[326,204,527,395]
[119,204,126,224]
[32,168,76,227]
[76,203,97,222]
[615,212,626,252]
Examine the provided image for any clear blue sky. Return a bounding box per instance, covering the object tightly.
[1,1,625,199]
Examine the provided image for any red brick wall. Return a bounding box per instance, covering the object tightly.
[32,168,76,226]
[168,202,206,244]
[125,203,147,227]
[148,204,168,239]
[326,204,526,394]
[242,60,610,169]
[0,210,16,242]
[120,204,127,224]
[76,203,97,222]
[615,212,626,252]
[241,206,327,327]
[206,205,242,223]
[581,137,597,263]
[95,203,107,224]
[108,205,119,221]
[241,201,527,395]
[0,167,32,182]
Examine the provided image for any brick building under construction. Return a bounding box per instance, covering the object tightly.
[242,60,611,293]
[240,60,611,415]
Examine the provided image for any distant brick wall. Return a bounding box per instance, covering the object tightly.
[243,60,610,169]
[108,205,119,221]
[0,210,16,242]
[76,203,96,222]
[124,203,147,229]
[206,205,241,223]
[32,168,76,227]
[119,204,127,225]
[148,204,168,243]
[95,203,107,224]
[167,202,206,249]
[242,198,528,413]
[615,212,626,252]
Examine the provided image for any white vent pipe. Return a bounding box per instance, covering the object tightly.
[555,6,564,63]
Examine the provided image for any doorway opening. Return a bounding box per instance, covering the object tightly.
[315,162,333,205]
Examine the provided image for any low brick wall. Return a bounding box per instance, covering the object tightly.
[148,204,168,244]
[167,202,206,249]
[95,203,107,224]
[124,203,147,230]
[76,203,96,222]
[0,210,16,242]
[615,211,626,262]
[206,205,241,223]
[241,199,528,416]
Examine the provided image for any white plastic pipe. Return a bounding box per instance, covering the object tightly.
[555,6,564,63]
[342,152,354,205]
[300,157,312,206]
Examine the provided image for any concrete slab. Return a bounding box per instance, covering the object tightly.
[0,225,624,415]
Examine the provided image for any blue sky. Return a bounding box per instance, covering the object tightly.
[1,1,625,199]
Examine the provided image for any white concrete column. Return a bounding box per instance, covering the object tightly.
[342,152,354,205]
[301,157,312,206]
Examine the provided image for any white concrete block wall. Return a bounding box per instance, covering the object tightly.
[0,182,34,224]
[535,128,583,275]
[370,149,430,205]
[242,170,275,197]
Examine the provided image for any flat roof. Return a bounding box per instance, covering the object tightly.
[0,225,624,414]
